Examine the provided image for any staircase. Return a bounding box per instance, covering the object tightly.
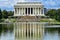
[17,16,41,22]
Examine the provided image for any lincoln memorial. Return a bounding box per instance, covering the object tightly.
[14,2,45,22]
[14,2,45,40]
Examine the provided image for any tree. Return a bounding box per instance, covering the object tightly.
[46,9,57,19]
[46,9,60,22]
[2,10,8,19]
[55,9,60,21]
[0,9,2,19]
[8,11,14,16]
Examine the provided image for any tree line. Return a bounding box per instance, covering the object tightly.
[0,9,14,20]
[0,8,60,22]
[46,9,60,22]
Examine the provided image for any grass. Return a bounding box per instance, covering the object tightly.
[0,18,16,23]
[9,19,16,22]
[1,18,60,24]
[39,19,60,24]
[50,21,60,24]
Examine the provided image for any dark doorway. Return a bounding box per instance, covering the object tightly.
[28,8,30,14]
[25,8,27,14]
[31,8,33,14]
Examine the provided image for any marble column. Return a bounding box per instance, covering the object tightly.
[33,8,34,15]
[19,8,20,15]
[34,8,35,15]
[18,8,19,15]
[40,9,41,15]
[15,8,17,14]
[30,8,31,15]
[27,8,28,15]
[20,8,21,15]
[17,8,18,14]
[38,8,39,15]
[43,9,44,15]
[21,8,23,15]
[22,8,24,15]
[35,8,36,15]
[24,8,25,15]
[37,8,38,15]
[16,8,17,14]
[39,8,40,15]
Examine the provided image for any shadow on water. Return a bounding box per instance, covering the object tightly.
[0,24,2,36]
[0,24,14,36]
[45,28,60,34]
[14,22,45,40]
[43,25,60,40]
[26,30,33,37]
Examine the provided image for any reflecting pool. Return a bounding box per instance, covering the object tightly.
[0,22,60,40]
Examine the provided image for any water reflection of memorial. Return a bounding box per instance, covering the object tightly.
[14,22,44,40]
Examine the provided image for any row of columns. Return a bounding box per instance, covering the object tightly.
[14,8,44,16]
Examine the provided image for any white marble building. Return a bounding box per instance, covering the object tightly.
[14,2,45,40]
[14,2,45,21]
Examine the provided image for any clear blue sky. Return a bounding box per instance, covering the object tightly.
[0,0,60,11]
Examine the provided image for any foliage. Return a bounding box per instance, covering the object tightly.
[0,9,2,19]
[55,9,60,21]
[46,9,60,22]
[2,10,8,19]
[46,9,57,19]
[0,9,14,20]
[8,11,14,16]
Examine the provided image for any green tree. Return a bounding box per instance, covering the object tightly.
[8,11,14,16]
[55,9,60,21]
[46,9,60,22]
[0,9,2,19]
[2,10,8,19]
[46,9,57,19]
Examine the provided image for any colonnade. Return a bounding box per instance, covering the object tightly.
[14,8,44,16]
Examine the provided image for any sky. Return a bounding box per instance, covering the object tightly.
[0,0,60,11]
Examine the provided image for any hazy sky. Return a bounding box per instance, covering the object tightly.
[0,0,60,11]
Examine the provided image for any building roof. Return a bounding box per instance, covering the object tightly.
[14,2,44,8]
[17,2,42,4]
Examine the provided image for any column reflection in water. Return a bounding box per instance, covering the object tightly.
[14,22,44,40]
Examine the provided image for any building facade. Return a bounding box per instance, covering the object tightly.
[14,2,45,40]
[14,2,45,21]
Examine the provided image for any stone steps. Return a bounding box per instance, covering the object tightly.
[17,16,41,22]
